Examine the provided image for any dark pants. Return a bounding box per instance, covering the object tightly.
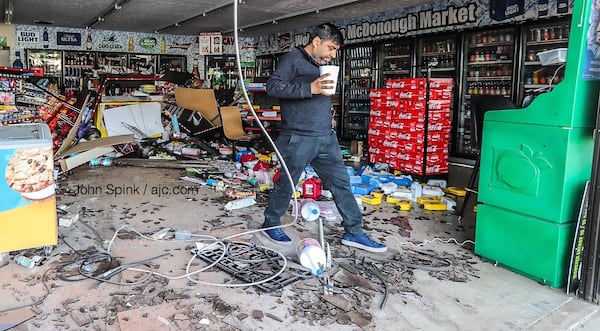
[263,130,363,235]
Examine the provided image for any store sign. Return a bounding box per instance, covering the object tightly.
[139,37,157,51]
[199,32,223,55]
[56,32,81,46]
[98,34,124,50]
[16,30,40,44]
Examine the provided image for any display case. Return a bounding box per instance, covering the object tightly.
[63,51,95,93]
[97,52,128,74]
[26,49,63,89]
[458,27,516,157]
[342,45,375,140]
[158,55,186,74]
[519,19,570,104]
[379,40,413,85]
[128,54,158,75]
[417,34,457,79]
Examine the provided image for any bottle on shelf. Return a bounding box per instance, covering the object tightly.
[12,51,23,69]
[42,27,49,49]
[86,33,92,51]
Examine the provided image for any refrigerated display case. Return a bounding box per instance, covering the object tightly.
[97,52,128,74]
[519,19,570,105]
[457,27,516,157]
[63,51,95,93]
[205,54,239,105]
[158,55,186,74]
[128,54,158,75]
[379,40,413,85]
[26,49,62,88]
[342,44,375,140]
[417,34,458,79]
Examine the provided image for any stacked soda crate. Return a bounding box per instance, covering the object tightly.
[368,78,452,176]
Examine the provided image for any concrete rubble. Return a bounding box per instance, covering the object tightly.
[1,161,600,330]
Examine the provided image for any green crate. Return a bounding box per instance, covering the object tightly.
[475,204,575,288]
[478,122,592,224]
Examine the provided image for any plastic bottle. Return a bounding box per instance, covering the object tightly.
[224,197,256,210]
[14,255,35,268]
[297,238,326,276]
[410,181,422,202]
[300,199,320,222]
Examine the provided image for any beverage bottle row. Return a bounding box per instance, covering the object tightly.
[422,40,455,54]
[467,64,511,77]
[348,88,371,99]
[470,29,513,45]
[348,47,372,58]
[349,58,372,69]
[385,44,411,57]
[469,46,512,62]
[527,25,569,41]
[423,55,455,68]
[467,81,511,96]
[65,54,94,66]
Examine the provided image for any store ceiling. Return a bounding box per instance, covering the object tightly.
[2,0,425,37]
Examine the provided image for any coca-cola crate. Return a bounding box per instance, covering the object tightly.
[385,78,426,90]
[429,88,453,101]
[395,89,427,100]
[369,88,396,100]
[396,130,450,142]
[429,78,453,90]
[428,99,452,111]
[369,117,392,128]
[427,120,452,131]
[428,110,452,122]
[413,151,449,167]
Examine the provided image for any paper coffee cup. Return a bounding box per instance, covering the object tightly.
[319,65,339,95]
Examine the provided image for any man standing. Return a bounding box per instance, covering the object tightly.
[261,23,386,253]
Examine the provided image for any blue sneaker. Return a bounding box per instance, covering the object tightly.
[342,232,387,253]
[262,227,292,245]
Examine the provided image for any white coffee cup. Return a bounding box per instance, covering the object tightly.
[319,65,339,95]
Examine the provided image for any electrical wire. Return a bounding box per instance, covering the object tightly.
[105,225,289,288]
[388,236,475,248]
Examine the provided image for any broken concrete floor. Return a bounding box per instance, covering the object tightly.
[2,164,600,330]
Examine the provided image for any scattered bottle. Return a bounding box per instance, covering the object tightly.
[297,238,326,276]
[224,197,256,210]
[300,199,320,222]
[14,255,36,268]
[89,157,112,167]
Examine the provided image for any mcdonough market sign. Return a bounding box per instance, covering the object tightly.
[258,0,572,54]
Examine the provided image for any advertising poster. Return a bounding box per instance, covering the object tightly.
[582,0,600,80]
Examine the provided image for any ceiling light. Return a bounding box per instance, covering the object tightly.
[174,23,181,27]
[98,17,105,22]
[202,13,207,17]
[114,4,122,10]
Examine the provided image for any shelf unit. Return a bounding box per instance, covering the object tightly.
[521,20,570,98]
[342,45,374,140]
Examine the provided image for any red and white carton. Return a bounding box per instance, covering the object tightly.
[429,88,453,101]
[428,99,452,111]
[396,90,427,100]
[386,78,427,90]
[429,78,453,90]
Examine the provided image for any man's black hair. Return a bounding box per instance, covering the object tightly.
[309,23,344,46]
